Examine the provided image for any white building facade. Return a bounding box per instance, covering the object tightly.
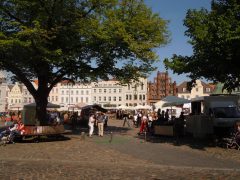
[2,77,149,111]
[58,81,92,110]
[91,79,123,108]
[122,78,148,107]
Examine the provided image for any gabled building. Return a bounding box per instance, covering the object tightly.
[147,71,177,105]
[8,82,24,110]
[177,80,215,100]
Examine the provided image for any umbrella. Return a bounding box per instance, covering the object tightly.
[133,105,152,110]
[116,105,130,110]
[75,102,88,109]
[161,96,191,107]
[154,101,165,109]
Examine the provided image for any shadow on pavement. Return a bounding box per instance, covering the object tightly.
[15,135,71,143]
[65,124,132,136]
[135,133,217,150]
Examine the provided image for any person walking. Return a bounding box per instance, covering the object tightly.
[138,114,148,134]
[88,114,95,137]
[122,111,131,127]
[97,112,104,137]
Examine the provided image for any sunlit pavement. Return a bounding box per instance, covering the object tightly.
[0,119,240,179]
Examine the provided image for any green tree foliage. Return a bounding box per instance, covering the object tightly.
[164,0,240,92]
[0,0,169,124]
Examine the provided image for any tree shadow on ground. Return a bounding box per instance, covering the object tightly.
[15,134,71,143]
[135,133,218,151]
[65,124,132,136]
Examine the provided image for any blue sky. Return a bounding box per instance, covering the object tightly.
[144,0,211,84]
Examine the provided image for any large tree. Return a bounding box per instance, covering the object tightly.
[0,0,169,125]
[164,0,240,92]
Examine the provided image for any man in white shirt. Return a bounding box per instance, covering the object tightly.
[88,114,95,137]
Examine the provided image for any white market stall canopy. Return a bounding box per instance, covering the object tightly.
[155,96,191,109]
[161,96,191,107]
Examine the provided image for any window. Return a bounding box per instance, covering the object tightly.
[119,89,122,93]
[56,96,58,102]
[119,97,122,101]
[66,97,68,103]
[86,90,89,95]
[81,90,84,95]
[113,97,116,101]
[104,89,106,93]
[99,89,102,93]
[76,97,78,102]
[71,97,73,103]
[76,90,79,95]
[94,96,96,101]
[99,97,101,101]
[94,89,96,93]
[134,94,137,100]
[109,89,111,93]
[81,97,83,102]
[62,90,64,95]
[129,95,132,100]
[113,89,116,93]
[66,90,69,95]
[108,97,111,101]
[206,88,211,92]
[86,97,89,103]
[104,96,106,101]
[126,95,128,100]
[143,95,145,100]
[61,97,64,103]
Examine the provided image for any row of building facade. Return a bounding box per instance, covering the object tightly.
[0,71,217,112]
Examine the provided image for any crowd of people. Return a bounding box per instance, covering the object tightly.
[116,108,185,135]
[1,108,240,150]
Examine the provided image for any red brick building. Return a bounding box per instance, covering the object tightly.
[147,71,177,105]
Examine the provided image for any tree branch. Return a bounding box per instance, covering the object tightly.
[2,8,25,25]
[1,60,37,97]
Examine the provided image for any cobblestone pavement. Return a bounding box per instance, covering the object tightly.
[0,119,240,179]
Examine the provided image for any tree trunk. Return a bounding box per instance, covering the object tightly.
[35,94,49,126]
